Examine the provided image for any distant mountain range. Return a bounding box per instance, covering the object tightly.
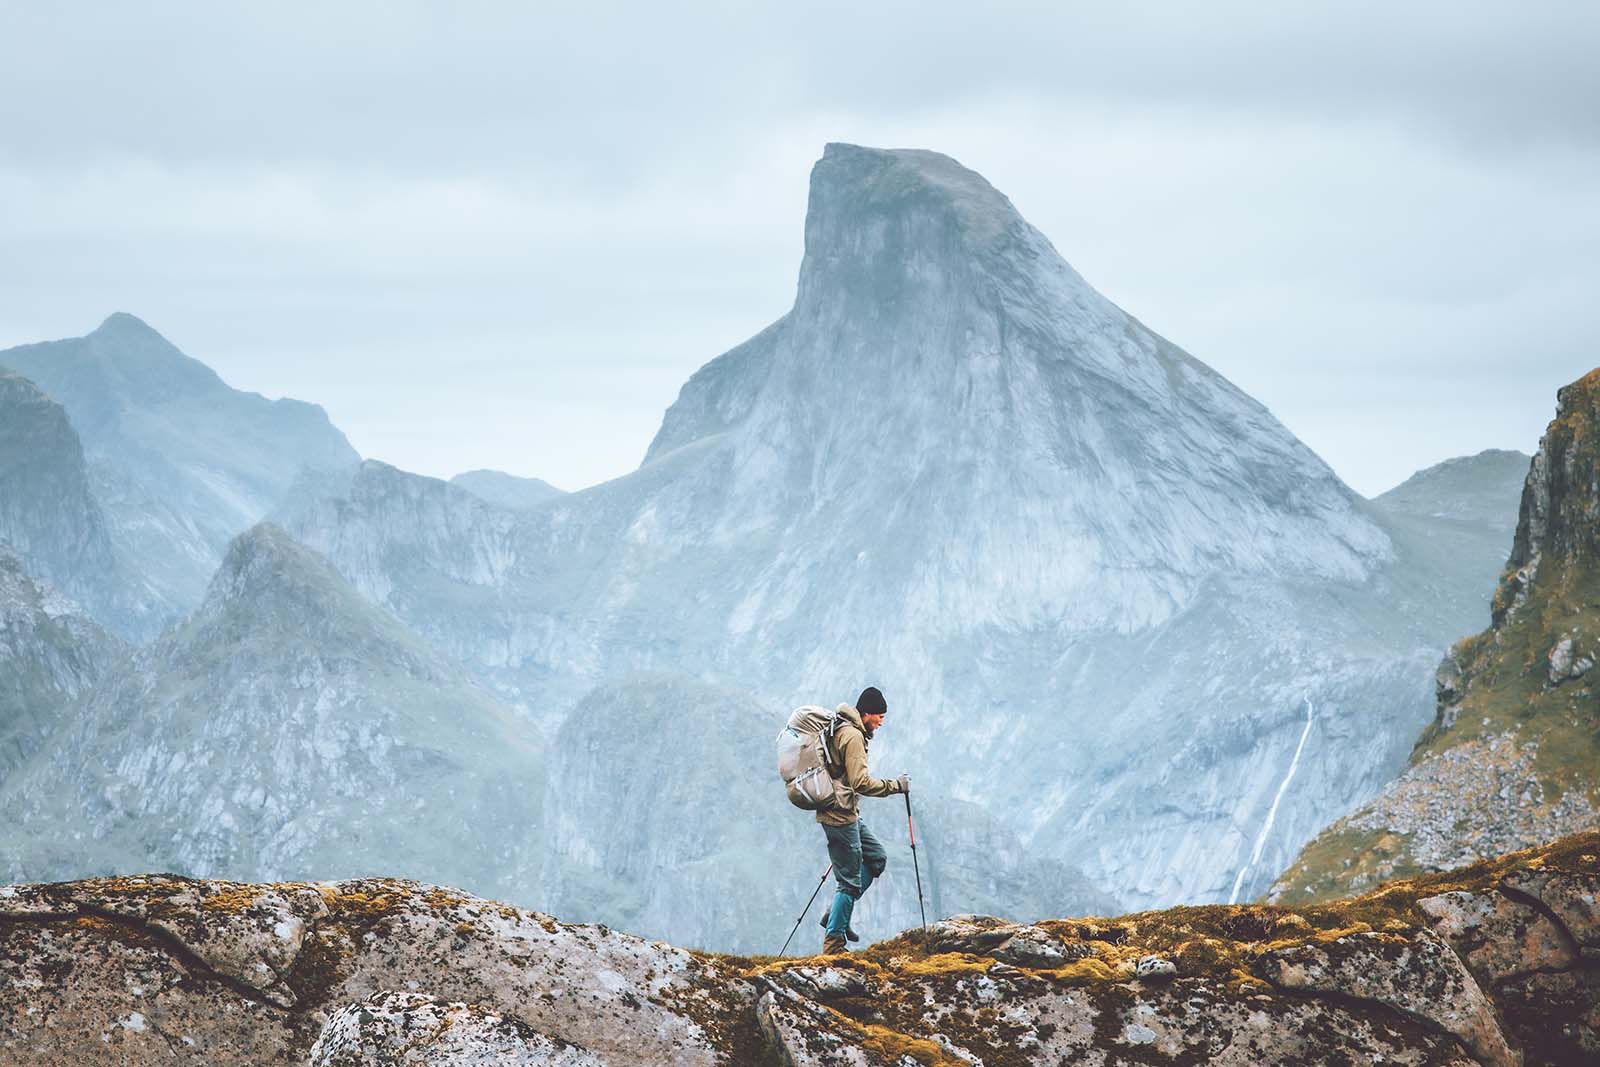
[0,313,357,637]
[0,143,1549,947]
[0,522,548,898]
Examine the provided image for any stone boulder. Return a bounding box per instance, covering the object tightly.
[2,833,1597,1066]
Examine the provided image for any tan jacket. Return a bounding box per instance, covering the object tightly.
[816,703,903,827]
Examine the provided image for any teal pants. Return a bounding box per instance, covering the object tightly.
[823,819,887,939]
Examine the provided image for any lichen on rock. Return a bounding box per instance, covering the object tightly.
[3,833,1598,1065]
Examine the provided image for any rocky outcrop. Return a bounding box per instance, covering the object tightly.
[1275,372,1600,902]
[3,833,1596,1065]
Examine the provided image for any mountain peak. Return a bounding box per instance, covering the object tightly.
[204,522,359,620]
[811,143,1019,245]
[799,144,1030,303]
[190,521,454,682]
[647,143,1387,631]
[92,311,163,340]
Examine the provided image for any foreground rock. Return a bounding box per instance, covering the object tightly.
[3,833,1597,1065]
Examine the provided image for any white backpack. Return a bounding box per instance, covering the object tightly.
[775,705,843,811]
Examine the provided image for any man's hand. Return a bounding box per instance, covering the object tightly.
[895,774,911,794]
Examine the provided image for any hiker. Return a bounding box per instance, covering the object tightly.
[815,686,909,954]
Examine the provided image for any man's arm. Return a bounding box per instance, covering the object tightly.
[838,729,903,797]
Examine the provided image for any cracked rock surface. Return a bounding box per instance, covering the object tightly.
[2,833,1597,1065]
[308,991,605,1066]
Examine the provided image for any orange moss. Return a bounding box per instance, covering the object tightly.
[895,952,993,978]
[198,885,264,913]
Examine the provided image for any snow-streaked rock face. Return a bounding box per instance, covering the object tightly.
[0,314,359,633]
[279,144,1503,912]
[0,547,123,781]
[0,523,544,900]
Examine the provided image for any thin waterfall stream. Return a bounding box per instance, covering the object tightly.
[1228,698,1315,904]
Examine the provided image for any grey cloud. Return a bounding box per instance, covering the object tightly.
[5,3,1597,176]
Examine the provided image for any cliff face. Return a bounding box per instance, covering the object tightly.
[1274,372,1600,903]
[0,548,122,781]
[2,833,1596,1066]
[0,370,162,639]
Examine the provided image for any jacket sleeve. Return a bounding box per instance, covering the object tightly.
[836,728,901,797]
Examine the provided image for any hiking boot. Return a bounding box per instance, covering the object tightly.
[819,913,860,942]
[821,934,848,955]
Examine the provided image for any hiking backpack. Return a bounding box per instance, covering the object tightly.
[775,705,843,811]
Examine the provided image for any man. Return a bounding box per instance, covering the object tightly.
[818,685,909,955]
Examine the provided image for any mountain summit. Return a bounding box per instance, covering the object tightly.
[648,143,1388,636]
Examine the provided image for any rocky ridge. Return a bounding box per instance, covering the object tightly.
[1273,371,1600,903]
[2,833,1596,1066]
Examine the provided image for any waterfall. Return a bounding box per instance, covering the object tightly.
[1228,698,1315,904]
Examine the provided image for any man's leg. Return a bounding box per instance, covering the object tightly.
[822,821,864,946]
[857,820,888,898]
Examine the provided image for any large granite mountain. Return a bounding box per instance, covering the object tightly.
[0,547,123,782]
[1272,372,1600,903]
[0,523,545,899]
[277,143,1500,910]
[0,314,359,634]
[3,833,1596,1066]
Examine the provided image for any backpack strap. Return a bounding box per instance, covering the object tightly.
[822,709,843,772]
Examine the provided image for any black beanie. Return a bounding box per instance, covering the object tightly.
[857,686,887,717]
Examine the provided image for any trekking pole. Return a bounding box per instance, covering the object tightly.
[905,791,928,943]
[778,864,833,958]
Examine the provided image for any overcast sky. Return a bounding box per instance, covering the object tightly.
[2,3,1596,495]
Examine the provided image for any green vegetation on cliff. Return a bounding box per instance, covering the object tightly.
[1274,370,1600,904]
